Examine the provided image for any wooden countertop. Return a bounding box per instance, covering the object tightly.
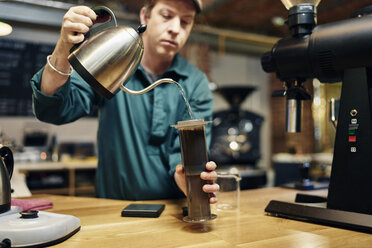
[25,187,372,247]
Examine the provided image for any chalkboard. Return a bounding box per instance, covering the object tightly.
[0,38,54,116]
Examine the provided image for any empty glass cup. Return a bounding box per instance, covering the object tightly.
[216,172,241,211]
[172,119,217,223]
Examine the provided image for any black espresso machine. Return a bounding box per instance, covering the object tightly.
[261,0,372,232]
[209,86,266,189]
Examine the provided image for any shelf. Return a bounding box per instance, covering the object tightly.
[30,185,95,196]
[15,161,97,196]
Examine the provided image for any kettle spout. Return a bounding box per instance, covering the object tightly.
[120,78,179,95]
[120,78,195,120]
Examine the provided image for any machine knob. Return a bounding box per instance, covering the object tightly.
[137,24,147,34]
[261,52,275,73]
[20,210,39,219]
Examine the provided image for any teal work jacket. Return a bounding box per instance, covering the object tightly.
[30,54,213,200]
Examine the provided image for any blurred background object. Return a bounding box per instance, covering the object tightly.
[0,19,12,36]
[209,85,267,189]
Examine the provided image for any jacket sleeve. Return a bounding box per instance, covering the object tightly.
[30,67,102,125]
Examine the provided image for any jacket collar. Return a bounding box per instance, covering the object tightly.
[137,54,188,80]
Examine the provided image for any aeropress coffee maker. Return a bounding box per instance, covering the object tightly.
[172,120,217,223]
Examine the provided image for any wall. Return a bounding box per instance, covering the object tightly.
[208,52,271,169]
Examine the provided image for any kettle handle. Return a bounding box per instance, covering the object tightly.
[70,6,118,53]
[0,145,13,180]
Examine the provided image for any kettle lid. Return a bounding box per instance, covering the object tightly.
[125,25,147,49]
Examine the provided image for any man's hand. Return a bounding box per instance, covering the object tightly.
[174,161,220,204]
[41,6,97,95]
[41,6,109,95]
[60,6,97,50]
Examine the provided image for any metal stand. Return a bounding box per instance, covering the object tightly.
[265,200,372,233]
[281,162,329,190]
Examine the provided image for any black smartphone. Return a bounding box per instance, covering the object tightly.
[121,203,165,218]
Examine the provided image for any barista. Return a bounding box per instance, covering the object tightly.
[30,0,219,201]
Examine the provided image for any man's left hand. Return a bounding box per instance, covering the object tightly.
[174,161,220,204]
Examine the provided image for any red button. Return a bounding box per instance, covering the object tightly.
[349,136,356,142]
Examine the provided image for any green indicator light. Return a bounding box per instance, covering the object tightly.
[348,129,356,135]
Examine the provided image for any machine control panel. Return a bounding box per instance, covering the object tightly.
[349,111,358,153]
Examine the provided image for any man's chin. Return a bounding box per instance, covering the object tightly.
[157,50,177,61]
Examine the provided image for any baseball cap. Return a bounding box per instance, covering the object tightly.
[193,0,203,13]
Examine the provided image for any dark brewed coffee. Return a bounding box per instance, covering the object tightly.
[185,174,210,219]
[179,126,211,220]
[179,127,208,175]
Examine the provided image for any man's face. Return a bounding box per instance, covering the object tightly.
[141,0,196,62]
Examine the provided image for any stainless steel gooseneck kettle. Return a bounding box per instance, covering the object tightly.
[0,145,13,214]
[68,6,179,99]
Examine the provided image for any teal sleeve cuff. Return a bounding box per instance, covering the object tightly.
[30,67,72,106]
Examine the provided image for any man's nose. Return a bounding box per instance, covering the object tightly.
[168,17,181,34]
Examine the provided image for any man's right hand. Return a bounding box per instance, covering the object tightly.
[41,6,97,95]
[59,6,97,52]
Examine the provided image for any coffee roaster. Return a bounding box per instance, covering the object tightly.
[209,86,266,189]
[262,0,372,232]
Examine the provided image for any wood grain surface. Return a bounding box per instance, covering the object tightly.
[24,187,372,248]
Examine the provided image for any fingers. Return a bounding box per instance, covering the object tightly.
[202,161,219,204]
[180,161,219,204]
[200,171,217,181]
[200,161,218,180]
[209,193,218,204]
[70,6,97,22]
[67,11,95,28]
[175,164,184,174]
[206,161,217,171]
[61,6,97,44]
[203,183,220,193]
[64,31,85,44]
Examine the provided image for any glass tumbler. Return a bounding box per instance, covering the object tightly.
[216,172,241,211]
